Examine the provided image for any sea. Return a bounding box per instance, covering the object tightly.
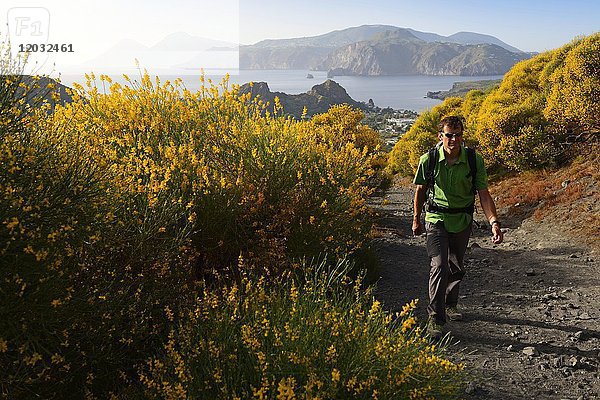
[58,70,504,113]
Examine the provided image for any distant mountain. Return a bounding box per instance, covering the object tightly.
[405,28,448,44]
[446,32,522,53]
[319,30,529,76]
[240,24,528,75]
[237,79,365,118]
[207,46,239,51]
[104,38,149,53]
[241,25,401,69]
[174,48,239,70]
[14,76,73,110]
[405,29,523,53]
[150,32,236,51]
[80,33,239,73]
[250,25,399,48]
[241,25,402,70]
[239,46,333,70]
[80,38,151,70]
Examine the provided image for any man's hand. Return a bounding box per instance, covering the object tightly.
[413,185,427,236]
[491,223,503,244]
[412,217,423,236]
[478,189,503,244]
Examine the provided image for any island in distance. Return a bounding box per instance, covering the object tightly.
[238,79,417,149]
[241,25,534,77]
[238,79,364,118]
[426,79,502,100]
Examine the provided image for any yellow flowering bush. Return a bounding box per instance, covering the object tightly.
[56,72,381,272]
[474,54,554,169]
[140,258,463,399]
[389,33,599,176]
[1,52,384,397]
[0,56,107,395]
[0,67,196,397]
[472,33,598,172]
[544,33,600,134]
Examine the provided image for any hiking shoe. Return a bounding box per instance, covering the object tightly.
[446,306,463,321]
[426,318,444,340]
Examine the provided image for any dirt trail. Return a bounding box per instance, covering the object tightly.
[369,182,600,400]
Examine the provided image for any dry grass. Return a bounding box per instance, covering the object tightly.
[490,143,599,251]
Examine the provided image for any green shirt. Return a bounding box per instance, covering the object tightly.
[413,145,488,233]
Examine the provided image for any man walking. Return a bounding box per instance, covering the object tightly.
[412,116,503,339]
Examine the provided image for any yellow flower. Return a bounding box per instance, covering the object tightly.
[5,217,19,230]
[0,338,7,353]
[276,377,296,400]
[51,353,65,364]
[369,299,381,316]
[325,344,337,363]
[331,368,341,383]
[164,306,174,322]
[252,386,267,400]
[401,316,416,333]
[399,299,419,317]
[25,352,42,366]
[289,283,299,303]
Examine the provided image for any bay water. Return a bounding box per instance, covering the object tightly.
[59,70,504,113]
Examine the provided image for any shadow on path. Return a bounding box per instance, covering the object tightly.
[368,183,600,400]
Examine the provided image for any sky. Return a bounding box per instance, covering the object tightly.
[1,0,597,75]
[0,0,240,73]
[240,0,599,52]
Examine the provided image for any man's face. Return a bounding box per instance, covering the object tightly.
[439,125,463,153]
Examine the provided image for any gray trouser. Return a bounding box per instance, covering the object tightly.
[426,221,472,324]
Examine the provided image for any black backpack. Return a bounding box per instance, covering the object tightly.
[425,143,477,214]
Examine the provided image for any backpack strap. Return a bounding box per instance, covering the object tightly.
[425,143,440,193]
[465,147,477,195]
[424,143,440,213]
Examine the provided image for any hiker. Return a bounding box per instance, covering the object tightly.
[412,116,503,339]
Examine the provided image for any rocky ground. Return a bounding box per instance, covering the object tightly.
[369,182,599,399]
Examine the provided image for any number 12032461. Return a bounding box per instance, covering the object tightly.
[18,43,74,53]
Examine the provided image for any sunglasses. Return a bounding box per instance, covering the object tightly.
[441,132,463,139]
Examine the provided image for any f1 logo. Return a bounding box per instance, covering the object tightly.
[7,7,51,74]
[14,16,45,36]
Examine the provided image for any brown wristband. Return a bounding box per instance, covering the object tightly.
[491,220,501,227]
